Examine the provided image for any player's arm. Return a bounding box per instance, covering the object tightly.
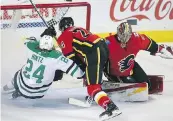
[24,36,38,45]
[138,33,173,59]
[69,55,86,72]
[57,55,85,79]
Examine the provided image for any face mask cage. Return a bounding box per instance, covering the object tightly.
[117,22,132,44]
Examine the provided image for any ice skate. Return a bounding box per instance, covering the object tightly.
[11,90,21,99]
[2,79,15,94]
[99,101,122,121]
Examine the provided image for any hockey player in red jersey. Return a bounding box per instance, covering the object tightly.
[104,22,173,92]
[41,17,122,120]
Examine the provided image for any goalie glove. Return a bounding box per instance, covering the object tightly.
[156,44,173,59]
[40,26,57,37]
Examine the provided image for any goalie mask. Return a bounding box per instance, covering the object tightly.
[59,17,74,32]
[39,35,54,51]
[117,22,132,45]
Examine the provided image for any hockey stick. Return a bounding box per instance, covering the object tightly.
[68,96,93,108]
[29,0,49,27]
[68,98,92,108]
[28,0,70,48]
[29,0,70,27]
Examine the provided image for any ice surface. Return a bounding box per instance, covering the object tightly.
[1,30,173,121]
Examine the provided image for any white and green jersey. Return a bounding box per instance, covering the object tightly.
[15,41,84,99]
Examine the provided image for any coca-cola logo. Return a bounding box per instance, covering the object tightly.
[110,0,173,22]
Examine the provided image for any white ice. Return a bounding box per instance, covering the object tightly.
[1,30,173,121]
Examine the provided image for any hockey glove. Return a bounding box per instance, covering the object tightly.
[24,36,38,44]
[156,44,173,59]
[40,26,57,37]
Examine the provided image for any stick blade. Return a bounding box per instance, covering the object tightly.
[68,98,91,108]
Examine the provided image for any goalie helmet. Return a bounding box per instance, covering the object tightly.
[117,22,132,44]
[39,35,54,51]
[59,17,74,31]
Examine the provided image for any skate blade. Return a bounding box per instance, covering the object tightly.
[100,112,122,121]
[1,89,15,94]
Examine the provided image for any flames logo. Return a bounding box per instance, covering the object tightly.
[118,54,135,72]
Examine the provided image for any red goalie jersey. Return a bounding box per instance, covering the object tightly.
[105,32,157,77]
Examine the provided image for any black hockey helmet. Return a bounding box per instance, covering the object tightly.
[59,17,74,32]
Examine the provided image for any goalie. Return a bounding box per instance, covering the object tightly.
[104,22,173,93]
[2,34,84,99]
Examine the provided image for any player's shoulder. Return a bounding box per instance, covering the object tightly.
[26,41,39,50]
[105,34,117,41]
[48,50,62,59]
[131,32,148,41]
[59,27,74,37]
[68,26,86,32]
[27,43,62,59]
[106,34,115,38]
[131,32,141,38]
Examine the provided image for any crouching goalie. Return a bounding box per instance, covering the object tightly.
[2,34,84,99]
[103,22,173,94]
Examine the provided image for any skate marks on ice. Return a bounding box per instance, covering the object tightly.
[1,87,87,108]
[1,86,128,121]
[2,84,173,121]
[100,114,127,121]
[1,87,99,121]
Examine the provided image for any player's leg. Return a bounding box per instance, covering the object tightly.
[2,71,21,98]
[2,79,15,94]
[85,40,121,120]
[2,71,19,94]
[131,61,151,89]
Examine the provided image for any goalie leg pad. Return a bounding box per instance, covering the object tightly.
[148,75,164,94]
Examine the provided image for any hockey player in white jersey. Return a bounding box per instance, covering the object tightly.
[2,35,84,99]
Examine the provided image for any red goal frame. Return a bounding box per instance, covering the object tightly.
[0,2,91,30]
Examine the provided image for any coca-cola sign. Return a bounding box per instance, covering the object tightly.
[110,0,173,22]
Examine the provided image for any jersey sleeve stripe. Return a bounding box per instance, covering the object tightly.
[71,65,79,76]
[73,39,93,47]
[65,52,75,59]
[18,77,48,94]
[145,36,158,53]
[93,38,101,44]
[66,61,75,74]
[146,37,152,50]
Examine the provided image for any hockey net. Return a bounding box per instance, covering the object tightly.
[1,2,91,88]
[1,2,91,35]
